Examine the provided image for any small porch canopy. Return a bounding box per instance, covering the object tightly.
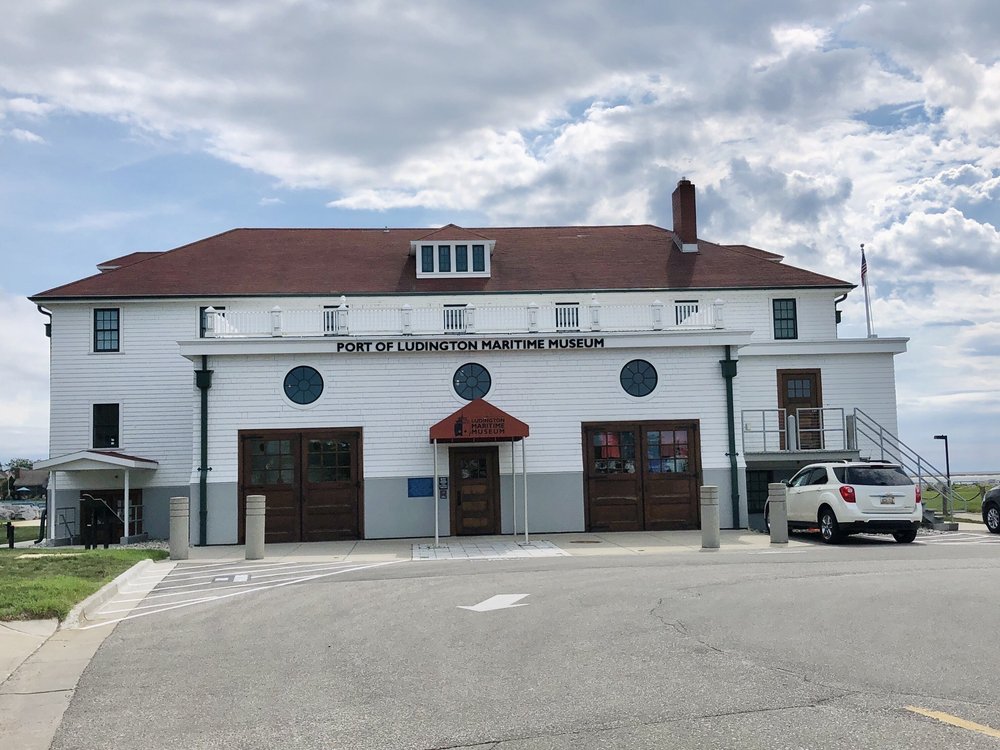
[428,399,530,546]
[35,450,159,541]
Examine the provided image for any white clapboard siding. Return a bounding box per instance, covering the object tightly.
[736,352,900,442]
[201,346,733,482]
[48,301,197,488]
[45,284,852,493]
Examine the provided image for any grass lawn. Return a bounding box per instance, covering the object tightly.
[921,484,990,515]
[0,548,168,621]
[10,522,41,544]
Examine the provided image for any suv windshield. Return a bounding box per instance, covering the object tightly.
[832,466,912,486]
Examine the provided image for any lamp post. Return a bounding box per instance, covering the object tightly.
[933,434,951,516]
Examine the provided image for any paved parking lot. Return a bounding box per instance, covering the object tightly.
[45,532,1000,750]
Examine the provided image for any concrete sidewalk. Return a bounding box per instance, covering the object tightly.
[172,527,781,562]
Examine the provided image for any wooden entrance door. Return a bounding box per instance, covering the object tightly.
[302,435,361,541]
[584,426,641,531]
[777,369,823,449]
[584,421,701,532]
[449,447,500,535]
[239,429,363,543]
[641,425,700,530]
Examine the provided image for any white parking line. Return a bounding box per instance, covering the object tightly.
[751,549,808,554]
[150,561,368,592]
[83,560,399,629]
[918,532,1000,545]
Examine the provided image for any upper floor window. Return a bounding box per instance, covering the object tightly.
[773,299,798,340]
[93,403,120,448]
[453,362,491,400]
[620,359,658,397]
[438,245,452,272]
[94,308,120,352]
[413,240,493,278]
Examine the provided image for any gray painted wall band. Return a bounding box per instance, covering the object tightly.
[54,468,746,544]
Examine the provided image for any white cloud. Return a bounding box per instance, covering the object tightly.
[8,127,45,142]
[0,0,997,467]
[0,291,49,461]
[50,206,179,232]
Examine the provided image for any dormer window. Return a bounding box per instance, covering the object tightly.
[412,231,494,278]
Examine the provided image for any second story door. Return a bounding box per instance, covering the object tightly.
[777,369,823,449]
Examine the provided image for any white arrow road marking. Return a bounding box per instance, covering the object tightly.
[458,594,529,612]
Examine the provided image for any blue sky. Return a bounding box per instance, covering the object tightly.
[1,0,998,471]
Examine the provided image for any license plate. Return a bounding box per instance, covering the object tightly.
[880,497,895,505]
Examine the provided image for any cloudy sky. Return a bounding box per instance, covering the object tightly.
[1,0,997,471]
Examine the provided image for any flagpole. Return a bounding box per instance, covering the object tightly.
[861,243,874,338]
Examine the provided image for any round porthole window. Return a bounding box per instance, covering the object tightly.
[620,359,657,397]
[453,362,491,400]
[283,366,324,405]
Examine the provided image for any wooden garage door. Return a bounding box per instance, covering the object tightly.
[584,421,700,531]
[239,429,363,543]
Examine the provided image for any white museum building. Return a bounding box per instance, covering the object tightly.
[30,179,906,545]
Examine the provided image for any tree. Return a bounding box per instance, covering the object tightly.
[2,459,35,500]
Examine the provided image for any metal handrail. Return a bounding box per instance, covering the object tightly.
[795,407,846,450]
[740,407,845,452]
[852,408,967,513]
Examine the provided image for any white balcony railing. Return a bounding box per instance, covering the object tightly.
[202,298,726,339]
[741,408,848,453]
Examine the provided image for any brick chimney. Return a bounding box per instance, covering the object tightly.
[672,178,699,253]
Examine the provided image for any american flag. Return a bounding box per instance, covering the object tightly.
[861,246,868,287]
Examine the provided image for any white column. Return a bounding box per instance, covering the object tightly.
[433,439,439,546]
[522,440,529,544]
[123,469,131,540]
[511,440,517,537]
[47,471,56,540]
[270,306,282,337]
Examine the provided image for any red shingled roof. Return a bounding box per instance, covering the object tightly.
[31,225,850,299]
[96,251,163,271]
[414,224,495,242]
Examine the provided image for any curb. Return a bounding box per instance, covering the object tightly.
[61,558,155,630]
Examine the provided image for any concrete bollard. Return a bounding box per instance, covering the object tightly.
[169,496,190,560]
[245,494,266,560]
[700,485,720,549]
[768,483,788,544]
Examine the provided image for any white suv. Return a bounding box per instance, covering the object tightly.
[766,462,922,544]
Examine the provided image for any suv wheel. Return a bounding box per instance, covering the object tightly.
[984,502,1000,534]
[818,507,842,544]
[892,529,918,543]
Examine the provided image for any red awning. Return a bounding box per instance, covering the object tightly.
[429,399,529,443]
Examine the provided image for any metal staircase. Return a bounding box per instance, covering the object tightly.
[851,409,961,529]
